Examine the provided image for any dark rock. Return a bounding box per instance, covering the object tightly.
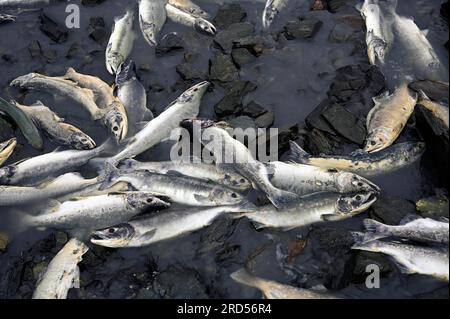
[214,81,257,117]
[259,123,301,156]
[209,54,239,83]
[327,0,359,13]
[329,23,356,43]
[409,80,449,104]
[369,196,416,225]
[156,32,185,55]
[0,233,8,252]
[176,63,205,81]
[1,54,18,64]
[198,218,239,254]
[28,41,42,59]
[233,36,265,56]
[416,195,449,219]
[305,128,357,156]
[231,48,256,67]
[243,101,268,118]
[351,251,395,284]
[229,116,257,130]
[88,17,108,45]
[152,266,208,299]
[41,49,57,63]
[306,99,340,136]
[82,0,107,6]
[255,111,275,128]
[215,245,241,264]
[312,0,328,10]
[441,1,449,22]
[213,4,247,29]
[0,117,14,142]
[416,287,449,299]
[284,18,323,40]
[214,22,255,53]
[39,13,68,43]
[66,42,85,59]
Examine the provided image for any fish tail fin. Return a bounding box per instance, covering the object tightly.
[417,89,431,102]
[230,268,265,290]
[115,60,135,86]
[15,210,35,233]
[351,232,381,251]
[363,219,391,242]
[97,138,118,156]
[289,141,310,164]
[99,161,121,191]
[65,67,77,77]
[228,201,257,218]
[267,188,299,210]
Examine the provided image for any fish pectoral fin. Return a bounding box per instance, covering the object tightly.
[45,200,62,213]
[140,229,157,242]
[250,221,266,231]
[390,258,417,275]
[321,214,343,222]
[193,194,212,204]
[142,109,154,121]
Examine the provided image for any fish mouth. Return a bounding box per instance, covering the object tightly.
[180,118,215,131]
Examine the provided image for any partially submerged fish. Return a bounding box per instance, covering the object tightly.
[139,0,166,47]
[0,139,115,186]
[63,68,129,142]
[0,138,16,167]
[168,0,209,19]
[32,238,88,300]
[108,81,210,165]
[103,168,248,207]
[266,161,380,196]
[352,239,449,282]
[0,96,43,150]
[262,0,290,30]
[115,60,154,136]
[0,13,15,23]
[417,90,449,130]
[238,191,377,230]
[364,82,418,153]
[119,159,251,191]
[361,215,449,245]
[20,192,170,231]
[230,268,340,299]
[14,100,96,150]
[0,173,101,207]
[10,73,105,121]
[106,9,135,75]
[289,141,426,178]
[166,4,216,36]
[356,0,393,65]
[185,120,299,209]
[91,203,253,248]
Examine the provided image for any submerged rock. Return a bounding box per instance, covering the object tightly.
[39,13,68,43]
[88,17,108,45]
[284,18,323,40]
[209,54,239,83]
[231,48,256,67]
[416,194,449,219]
[0,233,8,252]
[409,80,449,104]
[214,22,255,53]
[214,81,257,117]
[213,4,247,30]
[369,196,416,225]
[156,32,185,56]
[176,63,205,81]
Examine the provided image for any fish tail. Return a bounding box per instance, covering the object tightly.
[288,141,310,164]
[97,138,118,156]
[15,210,36,233]
[115,60,135,86]
[351,232,381,251]
[363,219,391,242]
[99,161,121,191]
[267,188,299,210]
[230,268,265,290]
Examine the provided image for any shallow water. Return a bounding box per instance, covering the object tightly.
[0,0,448,299]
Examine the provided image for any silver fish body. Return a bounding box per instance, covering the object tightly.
[0,13,15,22]
[32,238,88,299]
[266,161,380,196]
[10,73,105,120]
[21,192,170,231]
[239,191,377,230]
[352,239,449,282]
[106,9,135,75]
[262,0,289,30]
[166,4,216,36]
[91,203,253,248]
[168,0,209,18]
[119,159,251,191]
[139,0,166,47]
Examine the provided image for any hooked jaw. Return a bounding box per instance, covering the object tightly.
[194,19,217,36]
[363,129,392,153]
[91,224,135,248]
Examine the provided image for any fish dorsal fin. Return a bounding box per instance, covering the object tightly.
[45,199,62,213]
[421,29,429,37]
[372,90,391,105]
[399,213,421,225]
[52,146,64,153]
[30,100,46,107]
[12,157,32,165]
[163,99,177,112]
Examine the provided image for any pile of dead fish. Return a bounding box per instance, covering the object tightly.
[0,0,449,299]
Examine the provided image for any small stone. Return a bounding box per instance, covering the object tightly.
[209,54,239,83]
[369,196,417,225]
[243,101,268,118]
[39,13,68,43]
[41,49,57,63]
[214,81,257,117]
[0,233,8,252]
[54,232,68,247]
[176,63,205,81]
[88,17,108,45]
[213,4,247,29]
[156,32,185,55]
[28,41,42,59]
[66,42,84,59]
[214,22,255,53]
[231,48,256,67]
[284,19,323,40]
[139,64,152,72]
[233,36,265,56]
[416,195,449,219]
[311,0,327,10]
[229,116,257,130]
[33,261,49,280]
[255,111,275,128]
[329,23,355,43]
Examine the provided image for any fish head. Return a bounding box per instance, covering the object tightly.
[10,73,38,87]
[104,104,128,142]
[177,81,210,105]
[69,132,96,150]
[335,191,378,218]
[194,18,217,36]
[126,192,171,210]
[115,60,136,87]
[402,142,426,159]
[180,118,215,133]
[0,165,17,184]
[262,0,278,29]
[337,172,381,194]
[0,138,17,157]
[222,174,252,191]
[363,129,391,153]
[91,223,135,248]
[210,186,246,205]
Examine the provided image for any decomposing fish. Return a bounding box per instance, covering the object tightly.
[230,268,340,299]
[0,173,102,207]
[237,191,377,230]
[32,238,88,300]
[119,159,251,191]
[289,141,426,178]
[361,215,449,244]
[262,0,290,30]
[63,68,129,142]
[20,192,170,231]
[0,139,115,186]
[91,203,254,248]
[166,4,216,36]
[139,0,166,47]
[0,13,15,23]
[103,168,248,207]
[356,0,393,65]
[183,120,306,209]
[266,161,381,196]
[0,138,16,166]
[105,9,135,75]
[417,90,449,130]
[0,96,43,150]
[108,81,210,165]
[352,239,449,282]
[168,0,209,18]
[10,73,105,121]
[0,0,60,11]
[364,82,418,153]
[115,60,154,136]
[14,100,96,150]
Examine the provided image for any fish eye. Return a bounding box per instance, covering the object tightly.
[240,179,246,183]
[358,182,364,187]
[108,228,116,234]
[355,195,362,201]
[146,198,153,203]
[370,141,377,146]
[231,193,238,198]
[113,127,119,132]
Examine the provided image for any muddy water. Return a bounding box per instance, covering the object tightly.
[0,0,448,299]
